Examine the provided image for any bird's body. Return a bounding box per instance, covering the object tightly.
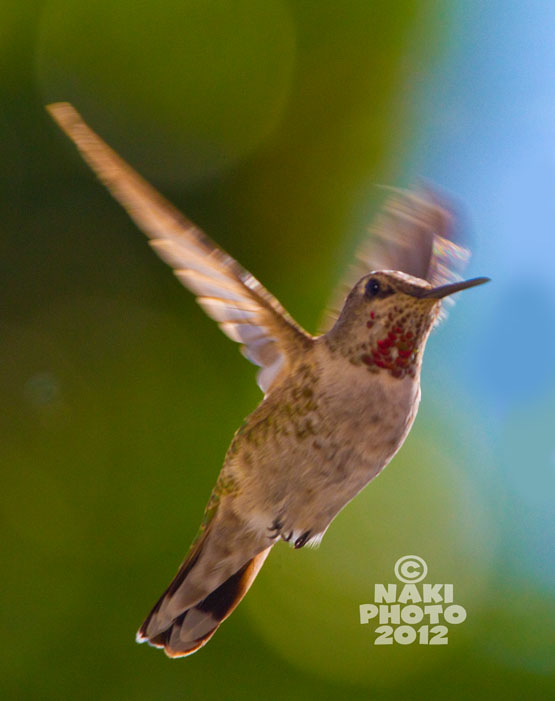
[227,328,422,545]
[47,102,489,658]
[141,330,425,655]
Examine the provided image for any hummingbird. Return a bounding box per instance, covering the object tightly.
[47,102,489,658]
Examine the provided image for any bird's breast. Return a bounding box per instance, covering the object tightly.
[316,352,421,475]
[227,351,422,536]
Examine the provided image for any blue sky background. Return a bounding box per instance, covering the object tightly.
[415,0,555,593]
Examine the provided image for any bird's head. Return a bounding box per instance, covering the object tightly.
[327,271,489,379]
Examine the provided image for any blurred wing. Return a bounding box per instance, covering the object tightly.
[47,102,311,395]
[320,186,470,331]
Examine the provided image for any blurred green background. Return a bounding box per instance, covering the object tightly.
[2,1,554,698]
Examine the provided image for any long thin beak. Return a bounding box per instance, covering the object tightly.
[420,276,491,299]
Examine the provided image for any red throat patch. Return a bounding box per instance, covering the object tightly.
[360,306,426,379]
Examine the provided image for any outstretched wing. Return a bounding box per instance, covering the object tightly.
[320,186,470,331]
[47,102,311,395]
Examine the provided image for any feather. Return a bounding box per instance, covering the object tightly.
[320,186,471,332]
[136,498,271,658]
[46,102,312,394]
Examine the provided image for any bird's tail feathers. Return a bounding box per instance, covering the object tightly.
[137,512,271,657]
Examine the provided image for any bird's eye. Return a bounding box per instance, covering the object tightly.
[365,278,381,298]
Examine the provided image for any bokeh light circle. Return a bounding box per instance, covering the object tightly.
[37,0,295,185]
